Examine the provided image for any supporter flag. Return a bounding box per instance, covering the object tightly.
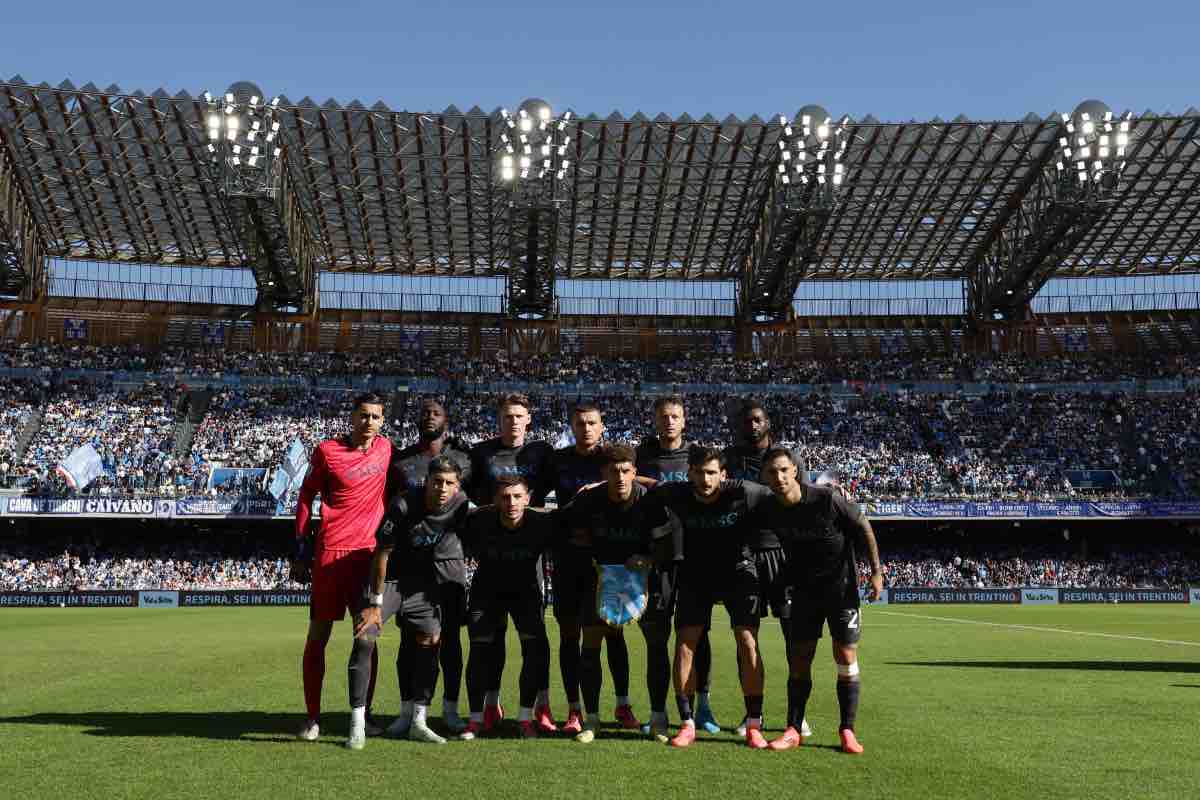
[56,443,104,491]
[282,439,307,480]
[288,464,308,492]
[268,468,291,502]
[595,564,649,626]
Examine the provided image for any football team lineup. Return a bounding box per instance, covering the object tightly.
[295,392,881,751]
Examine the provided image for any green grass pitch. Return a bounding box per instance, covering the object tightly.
[1,604,1197,800]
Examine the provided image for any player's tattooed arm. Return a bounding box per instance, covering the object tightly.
[856,517,883,601]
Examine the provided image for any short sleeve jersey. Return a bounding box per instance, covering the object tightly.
[563,483,664,566]
[461,507,559,588]
[635,437,692,484]
[757,484,866,596]
[551,446,607,506]
[391,439,472,493]
[468,438,555,507]
[649,480,773,579]
[300,435,393,552]
[376,488,471,584]
[721,443,808,550]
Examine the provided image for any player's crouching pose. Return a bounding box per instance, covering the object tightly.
[460,475,560,740]
[348,455,472,749]
[757,447,882,754]
[560,444,677,743]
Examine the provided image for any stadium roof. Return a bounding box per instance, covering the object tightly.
[3,77,1200,283]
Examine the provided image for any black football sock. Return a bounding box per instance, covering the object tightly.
[396,638,414,700]
[744,694,764,721]
[439,629,463,704]
[645,637,671,714]
[492,637,507,694]
[788,677,812,731]
[348,635,375,709]
[675,694,694,722]
[559,635,582,705]
[606,633,631,699]
[580,646,603,716]
[695,631,713,694]
[465,641,494,714]
[837,679,860,732]
[518,636,550,710]
[411,644,440,707]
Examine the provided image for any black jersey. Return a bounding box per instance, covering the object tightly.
[461,507,559,588]
[756,484,866,596]
[391,438,472,493]
[551,445,607,506]
[635,436,692,484]
[376,488,471,584]
[722,442,808,483]
[562,483,669,566]
[722,443,808,550]
[467,437,555,507]
[649,480,772,579]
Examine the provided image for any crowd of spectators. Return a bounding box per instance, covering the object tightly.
[3,527,1195,591]
[3,343,1198,385]
[3,346,1200,501]
[867,535,1200,590]
[0,531,299,591]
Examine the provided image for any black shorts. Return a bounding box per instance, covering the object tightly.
[437,579,467,631]
[551,551,593,627]
[674,561,760,630]
[353,575,443,637]
[754,548,791,619]
[467,575,546,642]
[790,585,861,644]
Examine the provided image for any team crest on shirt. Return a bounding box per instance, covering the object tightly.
[596,564,649,626]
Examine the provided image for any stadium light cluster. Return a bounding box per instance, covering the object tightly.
[201,82,285,191]
[776,104,850,196]
[498,98,574,193]
[1056,99,1131,195]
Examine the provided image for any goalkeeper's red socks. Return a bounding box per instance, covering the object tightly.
[303,638,326,721]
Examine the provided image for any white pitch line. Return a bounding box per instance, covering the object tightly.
[875,609,1200,648]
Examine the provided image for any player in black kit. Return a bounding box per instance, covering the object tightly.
[561,443,677,743]
[459,474,560,740]
[757,446,882,755]
[389,398,472,731]
[392,398,472,492]
[467,393,554,506]
[550,404,639,735]
[350,455,472,748]
[467,393,557,733]
[635,395,720,734]
[654,446,774,749]
[721,398,810,738]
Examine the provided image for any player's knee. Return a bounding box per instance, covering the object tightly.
[469,631,497,645]
[416,632,440,648]
[836,660,860,682]
[306,620,333,644]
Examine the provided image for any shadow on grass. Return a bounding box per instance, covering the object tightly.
[0,711,322,741]
[889,660,1200,673]
[1169,684,1200,688]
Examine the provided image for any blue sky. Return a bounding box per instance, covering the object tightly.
[3,0,1195,121]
